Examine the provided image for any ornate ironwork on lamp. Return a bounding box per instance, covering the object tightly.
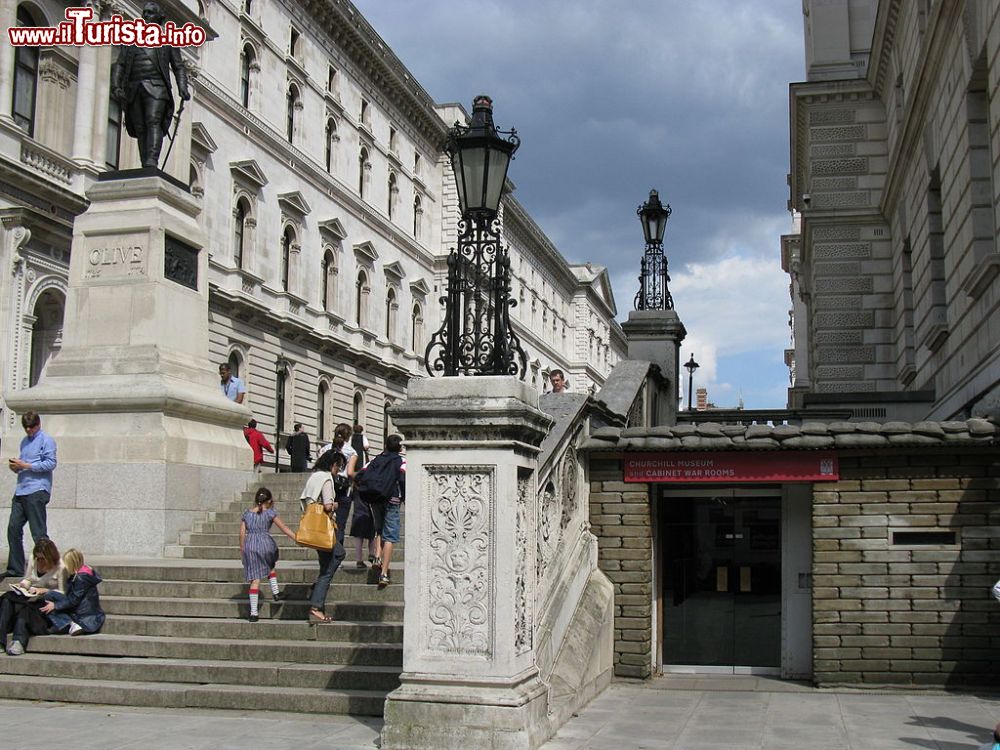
[633,188,674,311]
[425,95,527,378]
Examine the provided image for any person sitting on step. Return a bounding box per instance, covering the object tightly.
[240,487,297,623]
[0,538,66,655]
[40,547,106,636]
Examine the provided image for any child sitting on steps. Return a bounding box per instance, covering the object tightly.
[240,487,297,622]
[40,547,105,636]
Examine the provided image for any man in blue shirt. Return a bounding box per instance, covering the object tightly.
[219,362,246,404]
[3,410,57,578]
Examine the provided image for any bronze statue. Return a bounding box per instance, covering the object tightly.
[110,2,190,169]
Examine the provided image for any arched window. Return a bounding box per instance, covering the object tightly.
[355,269,369,327]
[412,195,422,239]
[317,380,329,441]
[358,147,369,197]
[227,350,242,378]
[285,84,299,143]
[385,287,397,341]
[383,400,393,444]
[387,172,397,219]
[411,302,423,353]
[324,118,337,173]
[29,289,65,387]
[353,391,365,429]
[276,362,292,434]
[233,197,250,269]
[240,44,254,108]
[281,225,294,291]
[321,247,336,311]
[13,6,40,135]
[243,0,252,14]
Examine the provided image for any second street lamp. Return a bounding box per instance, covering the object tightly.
[684,354,699,411]
[425,95,527,378]
[634,188,674,311]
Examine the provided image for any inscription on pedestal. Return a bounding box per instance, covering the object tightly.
[83,236,146,281]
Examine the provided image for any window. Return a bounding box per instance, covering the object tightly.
[355,269,369,327]
[13,7,40,136]
[413,151,421,177]
[358,147,369,197]
[234,197,250,269]
[227,350,242,378]
[353,391,365,429]
[286,84,299,143]
[105,95,122,169]
[281,225,294,291]
[389,126,397,154]
[324,118,337,173]
[383,400,393,444]
[387,172,397,219]
[321,248,336,311]
[289,27,300,58]
[243,0,252,14]
[411,302,423,352]
[240,44,254,108]
[385,287,397,341]
[412,195,422,239]
[327,65,337,93]
[360,99,370,127]
[317,381,328,441]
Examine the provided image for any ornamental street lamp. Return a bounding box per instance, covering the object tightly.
[683,353,699,412]
[634,189,674,311]
[275,357,290,471]
[425,95,527,378]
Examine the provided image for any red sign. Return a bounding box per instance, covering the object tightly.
[624,451,839,483]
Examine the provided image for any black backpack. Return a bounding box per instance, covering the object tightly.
[356,451,401,502]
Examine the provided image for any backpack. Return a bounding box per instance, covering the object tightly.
[355,451,402,502]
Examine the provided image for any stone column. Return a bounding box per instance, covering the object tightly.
[0,0,16,126]
[72,46,98,168]
[620,309,686,425]
[382,376,554,750]
[5,174,252,556]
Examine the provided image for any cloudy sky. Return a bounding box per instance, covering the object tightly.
[356,0,805,408]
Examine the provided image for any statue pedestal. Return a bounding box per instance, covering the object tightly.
[4,175,251,556]
[382,377,555,750]
[621,309,687,424]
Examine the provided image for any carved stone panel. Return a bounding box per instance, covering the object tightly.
[515,468,533,655]
[425,465,495,657]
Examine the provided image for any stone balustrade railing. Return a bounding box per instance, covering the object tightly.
[20,141,73,185]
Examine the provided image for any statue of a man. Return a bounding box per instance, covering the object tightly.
[110,2,191,169]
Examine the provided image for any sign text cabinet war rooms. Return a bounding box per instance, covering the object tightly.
[581,419,998,686]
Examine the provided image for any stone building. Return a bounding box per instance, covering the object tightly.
[0,0,623,460]
[786,0,1000,422]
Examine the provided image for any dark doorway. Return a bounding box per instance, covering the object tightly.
[661,494,781,670]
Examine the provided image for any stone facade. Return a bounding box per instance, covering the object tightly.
[787,1,1000,421]
[812,451,999,687]
[588,460,653,678]
[0,0,625,463]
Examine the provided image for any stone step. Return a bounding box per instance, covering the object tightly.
[26,632,403,666]
[98,560,388,583]
[101,595,404,622]
[0,674,388,715]
[101,579,404,603]
[181,531,405,552]
[0,653,403,691]
[101,614,403,644]
[206,507,407,526]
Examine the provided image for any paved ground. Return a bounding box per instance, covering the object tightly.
[0,676,996,749]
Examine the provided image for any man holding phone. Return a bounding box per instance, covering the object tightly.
[2,411,57,579]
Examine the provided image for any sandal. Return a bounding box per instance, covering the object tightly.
[308,608,334,624]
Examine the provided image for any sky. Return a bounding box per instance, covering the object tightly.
[355,0,806,409]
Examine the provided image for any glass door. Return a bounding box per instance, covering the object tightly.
[661,494,781,671]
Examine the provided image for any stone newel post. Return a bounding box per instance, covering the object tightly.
[382,376,555,750]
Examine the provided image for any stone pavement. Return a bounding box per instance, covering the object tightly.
[0,676,997,749]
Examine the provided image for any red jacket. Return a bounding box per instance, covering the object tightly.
[243,427,274,464]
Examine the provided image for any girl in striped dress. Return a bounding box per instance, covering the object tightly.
[240,487,297,622]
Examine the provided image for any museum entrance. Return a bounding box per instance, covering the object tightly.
[660,490,781,673]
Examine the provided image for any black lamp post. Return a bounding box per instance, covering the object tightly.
[683,354,699,411]
[275,357,289,471]
[634,189,673,310]
[425,95,527,378]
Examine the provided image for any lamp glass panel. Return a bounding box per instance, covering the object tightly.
[461,144,487,212]
[452,152,469,216]
[484,148,512,214]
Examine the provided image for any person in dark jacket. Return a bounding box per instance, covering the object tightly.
[286,423,311,473]
[40,548,105,636]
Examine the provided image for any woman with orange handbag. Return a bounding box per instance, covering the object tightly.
[298,448,347,623]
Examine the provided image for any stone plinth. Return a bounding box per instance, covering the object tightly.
[621,309,686,425]
[3,175,251,556]
[382,376,555,750]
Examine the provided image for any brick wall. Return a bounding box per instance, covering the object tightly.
[588,459,652,678]
[812,450,1000,687]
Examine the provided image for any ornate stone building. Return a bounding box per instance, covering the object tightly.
[0,0,624,457]
[786,0,1000,421]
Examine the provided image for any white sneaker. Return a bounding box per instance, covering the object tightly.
[68,623,84,636]
[7,641,24,655]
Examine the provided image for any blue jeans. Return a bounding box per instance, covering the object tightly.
[43,590,73,632]
[334,491,351,545]
[309,541,345,610]
[5,490,50,577]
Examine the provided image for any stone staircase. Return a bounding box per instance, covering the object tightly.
[0,473,404,715]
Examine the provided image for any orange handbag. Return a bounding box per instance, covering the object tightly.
[295,503,337,550]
